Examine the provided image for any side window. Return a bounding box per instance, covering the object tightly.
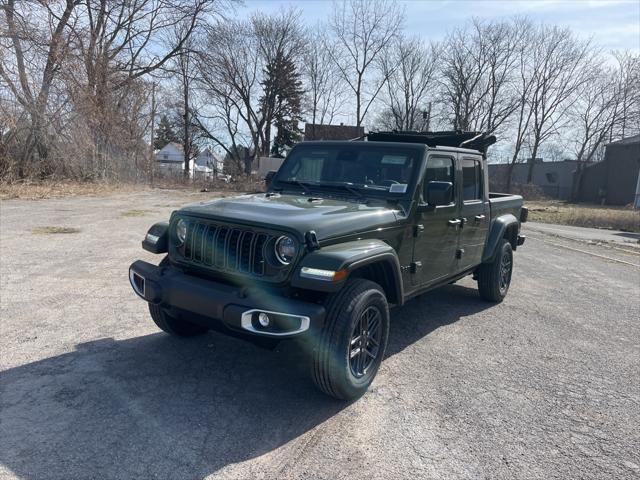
[462,158,482,201]
[423,156,455,202]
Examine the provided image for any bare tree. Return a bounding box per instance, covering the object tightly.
[505,19,536,192]
[569,66,625,198]
[378,36,439,131]
[440,18,522,134]
[610,51,640,139]
[329,0,404,127]
[0,0,81,175]
[66,0,210,178]
[197,19,263,172]
[197,9,303,173]
[439,23,487,131]
[302,24,347,130]
[525,25,593,183]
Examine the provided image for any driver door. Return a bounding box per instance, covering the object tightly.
[412,154,460,287]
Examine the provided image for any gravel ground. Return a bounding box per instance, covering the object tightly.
[1,190,639,480]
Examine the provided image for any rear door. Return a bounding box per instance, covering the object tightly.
[457,155,490,271]
[412,153,460,287]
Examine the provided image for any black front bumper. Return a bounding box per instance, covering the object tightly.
[129,260,325,338]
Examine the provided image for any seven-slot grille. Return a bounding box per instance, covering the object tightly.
[182,221,269,276]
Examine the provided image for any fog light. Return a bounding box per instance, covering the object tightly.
[258,312,270,327]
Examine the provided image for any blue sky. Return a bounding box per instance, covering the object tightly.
[240,0,640,53]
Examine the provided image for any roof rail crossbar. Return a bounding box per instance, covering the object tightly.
[366,130,496,154]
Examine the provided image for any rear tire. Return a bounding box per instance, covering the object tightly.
[477,239,513,302]
[312,279,389,400]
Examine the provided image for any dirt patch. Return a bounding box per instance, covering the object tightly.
[121,209,154,217]
[527,201,640,233]
[32,226,81,234]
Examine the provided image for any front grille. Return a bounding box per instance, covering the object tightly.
[182,221,270,276]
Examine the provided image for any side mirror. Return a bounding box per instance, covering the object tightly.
[425,181,453,206]
[265,170,277,189]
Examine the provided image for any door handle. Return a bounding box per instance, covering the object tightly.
[448,219,462,228]
[474,214,486,221]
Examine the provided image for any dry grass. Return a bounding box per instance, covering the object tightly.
[0,176,262,201]
[32,226,81,234]
[0,180,145,200]
[527,201,640,232]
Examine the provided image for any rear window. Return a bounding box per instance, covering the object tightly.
[462,158,482,201]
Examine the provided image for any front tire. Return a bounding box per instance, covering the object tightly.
[148,257,208,336]
[477,239,513,302]
[149,303,209,336]
[312,279,390,400]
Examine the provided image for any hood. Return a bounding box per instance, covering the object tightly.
[179,193,400,240]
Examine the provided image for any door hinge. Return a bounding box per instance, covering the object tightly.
[410,261,422,273]
[413,224,424,237]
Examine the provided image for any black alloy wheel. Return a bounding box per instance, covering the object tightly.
[349,306,383,378]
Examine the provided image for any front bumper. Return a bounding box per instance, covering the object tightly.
[129,260,325,338]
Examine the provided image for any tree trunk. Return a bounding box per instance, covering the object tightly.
[264,122,272,156]
[506,158,517,193]
[526,142,539,184]
[183,77,190,180]
[570,162,585,201]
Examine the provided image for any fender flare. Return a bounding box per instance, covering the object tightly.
[291,239,403,303]
[482,214,518,263]
[142,221,169,254]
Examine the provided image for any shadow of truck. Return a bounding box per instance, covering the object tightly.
[0,284,491,479]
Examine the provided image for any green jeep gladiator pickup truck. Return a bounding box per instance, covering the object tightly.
[129,131,527,400]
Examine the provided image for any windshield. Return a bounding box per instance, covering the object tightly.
[273,144,421,196]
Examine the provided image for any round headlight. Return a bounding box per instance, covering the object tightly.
[176,218,187,246]
[275,235,297,265]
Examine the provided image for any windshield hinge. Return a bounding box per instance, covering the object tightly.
[305,230,320,251]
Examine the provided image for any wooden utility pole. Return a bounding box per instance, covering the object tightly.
[149,82,156,185]
[422,103,432,132]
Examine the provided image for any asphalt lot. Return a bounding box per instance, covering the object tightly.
[1,190,639,480]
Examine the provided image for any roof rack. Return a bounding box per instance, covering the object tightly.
[366,130,496,154]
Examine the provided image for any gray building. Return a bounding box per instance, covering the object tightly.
[577,135,640,206]
[489,159,580,200]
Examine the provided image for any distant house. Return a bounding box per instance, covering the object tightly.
[194,148,224,179]
[489,159,580,200]
[155,142,189,176]
[155,143,224,178]
[304,123,365,141]
[577,135,640,206]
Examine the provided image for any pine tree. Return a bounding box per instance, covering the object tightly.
[271,118,301,157]
[260,53,304,157]
[153,115,179,150]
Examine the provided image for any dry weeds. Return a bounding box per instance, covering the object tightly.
[0,180,144,200]
[527,201,640,232]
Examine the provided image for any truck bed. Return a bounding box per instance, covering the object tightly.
[488,192,525,223]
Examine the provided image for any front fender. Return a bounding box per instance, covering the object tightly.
[482,214,518,262]
[142,221,169,254]
[291,239,403,299]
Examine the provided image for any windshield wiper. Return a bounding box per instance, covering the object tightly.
[321,181,365,199]
[275,179,312,195]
